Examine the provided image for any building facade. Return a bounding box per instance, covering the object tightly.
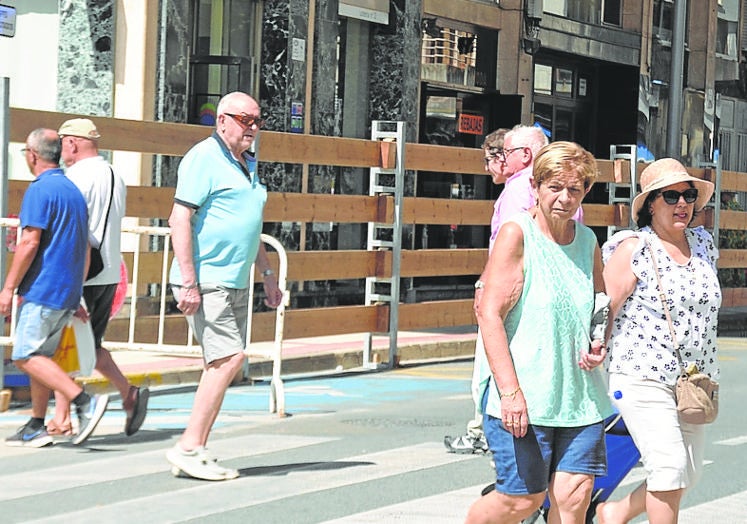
[2,0,746,300]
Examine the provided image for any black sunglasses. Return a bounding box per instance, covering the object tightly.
[225,112,265,128]
[658,188,698,205]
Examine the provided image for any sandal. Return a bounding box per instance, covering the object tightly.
[47,420,74,437]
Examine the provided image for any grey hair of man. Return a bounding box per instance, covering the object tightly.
[28,128,62,165]
[506,124,549,156]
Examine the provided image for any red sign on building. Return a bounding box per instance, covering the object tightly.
[458,113,484,135]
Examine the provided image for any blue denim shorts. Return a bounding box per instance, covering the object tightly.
[12,301,72,360]
[483,412,607,495]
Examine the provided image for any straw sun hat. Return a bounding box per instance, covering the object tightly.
[631,158,714,221]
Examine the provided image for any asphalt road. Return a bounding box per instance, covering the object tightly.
[1,338,746,523]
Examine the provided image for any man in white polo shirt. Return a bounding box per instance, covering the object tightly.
[52,118,149,438]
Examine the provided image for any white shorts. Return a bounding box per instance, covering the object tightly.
[609,373,704,492]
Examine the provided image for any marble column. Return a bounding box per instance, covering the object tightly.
[154,0,189,188]
[306,0,338,258]
[260,0,303,253]
[369,0,422,143]
[368,0,423,252]
[57,0,115,115]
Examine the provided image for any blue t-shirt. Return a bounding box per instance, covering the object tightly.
[18,168,88,310]
[169,132,267,289]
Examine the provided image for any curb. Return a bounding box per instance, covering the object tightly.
[75,338,478,395]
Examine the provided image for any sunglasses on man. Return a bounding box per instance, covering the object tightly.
[225,112,265,129]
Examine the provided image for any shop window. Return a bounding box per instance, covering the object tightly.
[532,63,596,148]
[535,64,590,99]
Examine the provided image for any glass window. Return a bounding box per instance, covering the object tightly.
[578,76,589,97]
[602,0,621,26]
[555,68,573,96]
[567,0,601,25]
[541,0,618,26]
[653,0,674,42]
[188,0,261,124]
[544,0,565,16]
[716,0,739,58]
[554,108,573,141]
[421,23,482,88]
[534,64,553,95]
[534,103,553,138]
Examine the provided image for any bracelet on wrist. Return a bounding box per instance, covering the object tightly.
[261,268,274,277]
[499,386,521,399]
[182,283,199,290]
[474,280,485,290]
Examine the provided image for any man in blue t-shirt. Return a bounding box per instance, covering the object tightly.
[1,128,109,448]
[166,92,283,480]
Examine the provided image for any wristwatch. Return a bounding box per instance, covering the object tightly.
[261,268,274,277]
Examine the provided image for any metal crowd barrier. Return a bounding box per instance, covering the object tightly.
[0,218,290,415]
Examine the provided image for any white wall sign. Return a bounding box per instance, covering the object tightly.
[292,37,305,62]
[339,0,389,25]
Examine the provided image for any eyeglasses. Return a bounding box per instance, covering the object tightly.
[497,147,526,162]
[658,188,698,205]
[484,150,503,166]
[20,147,35,155]
[224,112,265,129]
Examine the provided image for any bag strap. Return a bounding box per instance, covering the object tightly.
[98,168,115,249]
[644,236,687,375]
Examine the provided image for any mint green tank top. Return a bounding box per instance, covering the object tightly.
[484,212,613,426]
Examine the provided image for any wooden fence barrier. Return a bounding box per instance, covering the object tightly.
[6,108,747,356]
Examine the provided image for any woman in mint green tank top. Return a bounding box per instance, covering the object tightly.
[466,142,613,524]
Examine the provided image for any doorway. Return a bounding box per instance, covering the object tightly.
[188,0,262,125]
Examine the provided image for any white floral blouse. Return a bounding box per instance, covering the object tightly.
[602,226,721,385]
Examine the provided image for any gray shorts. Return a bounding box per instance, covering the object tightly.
[173,284,249,364]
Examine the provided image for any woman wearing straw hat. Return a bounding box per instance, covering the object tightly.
[598,158,721,524]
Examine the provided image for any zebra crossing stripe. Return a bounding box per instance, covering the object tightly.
[321,484,482,523]
[0,434,332,502]
[714,435,747,446]
[647,490,747,524]
[22,442,478,523]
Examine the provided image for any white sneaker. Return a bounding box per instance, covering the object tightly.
[73,394,109,445]
[167,444,238,481]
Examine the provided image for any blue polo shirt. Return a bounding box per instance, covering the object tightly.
[18,168,88,310]
[170,132,267,289]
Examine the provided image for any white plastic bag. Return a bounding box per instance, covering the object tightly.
[71,316,96,376]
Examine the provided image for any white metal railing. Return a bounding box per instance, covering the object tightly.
[0,219,290,413]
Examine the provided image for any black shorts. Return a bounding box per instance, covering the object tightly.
[82,283,117,348]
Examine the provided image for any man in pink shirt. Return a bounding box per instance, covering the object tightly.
[446,125,583,454]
